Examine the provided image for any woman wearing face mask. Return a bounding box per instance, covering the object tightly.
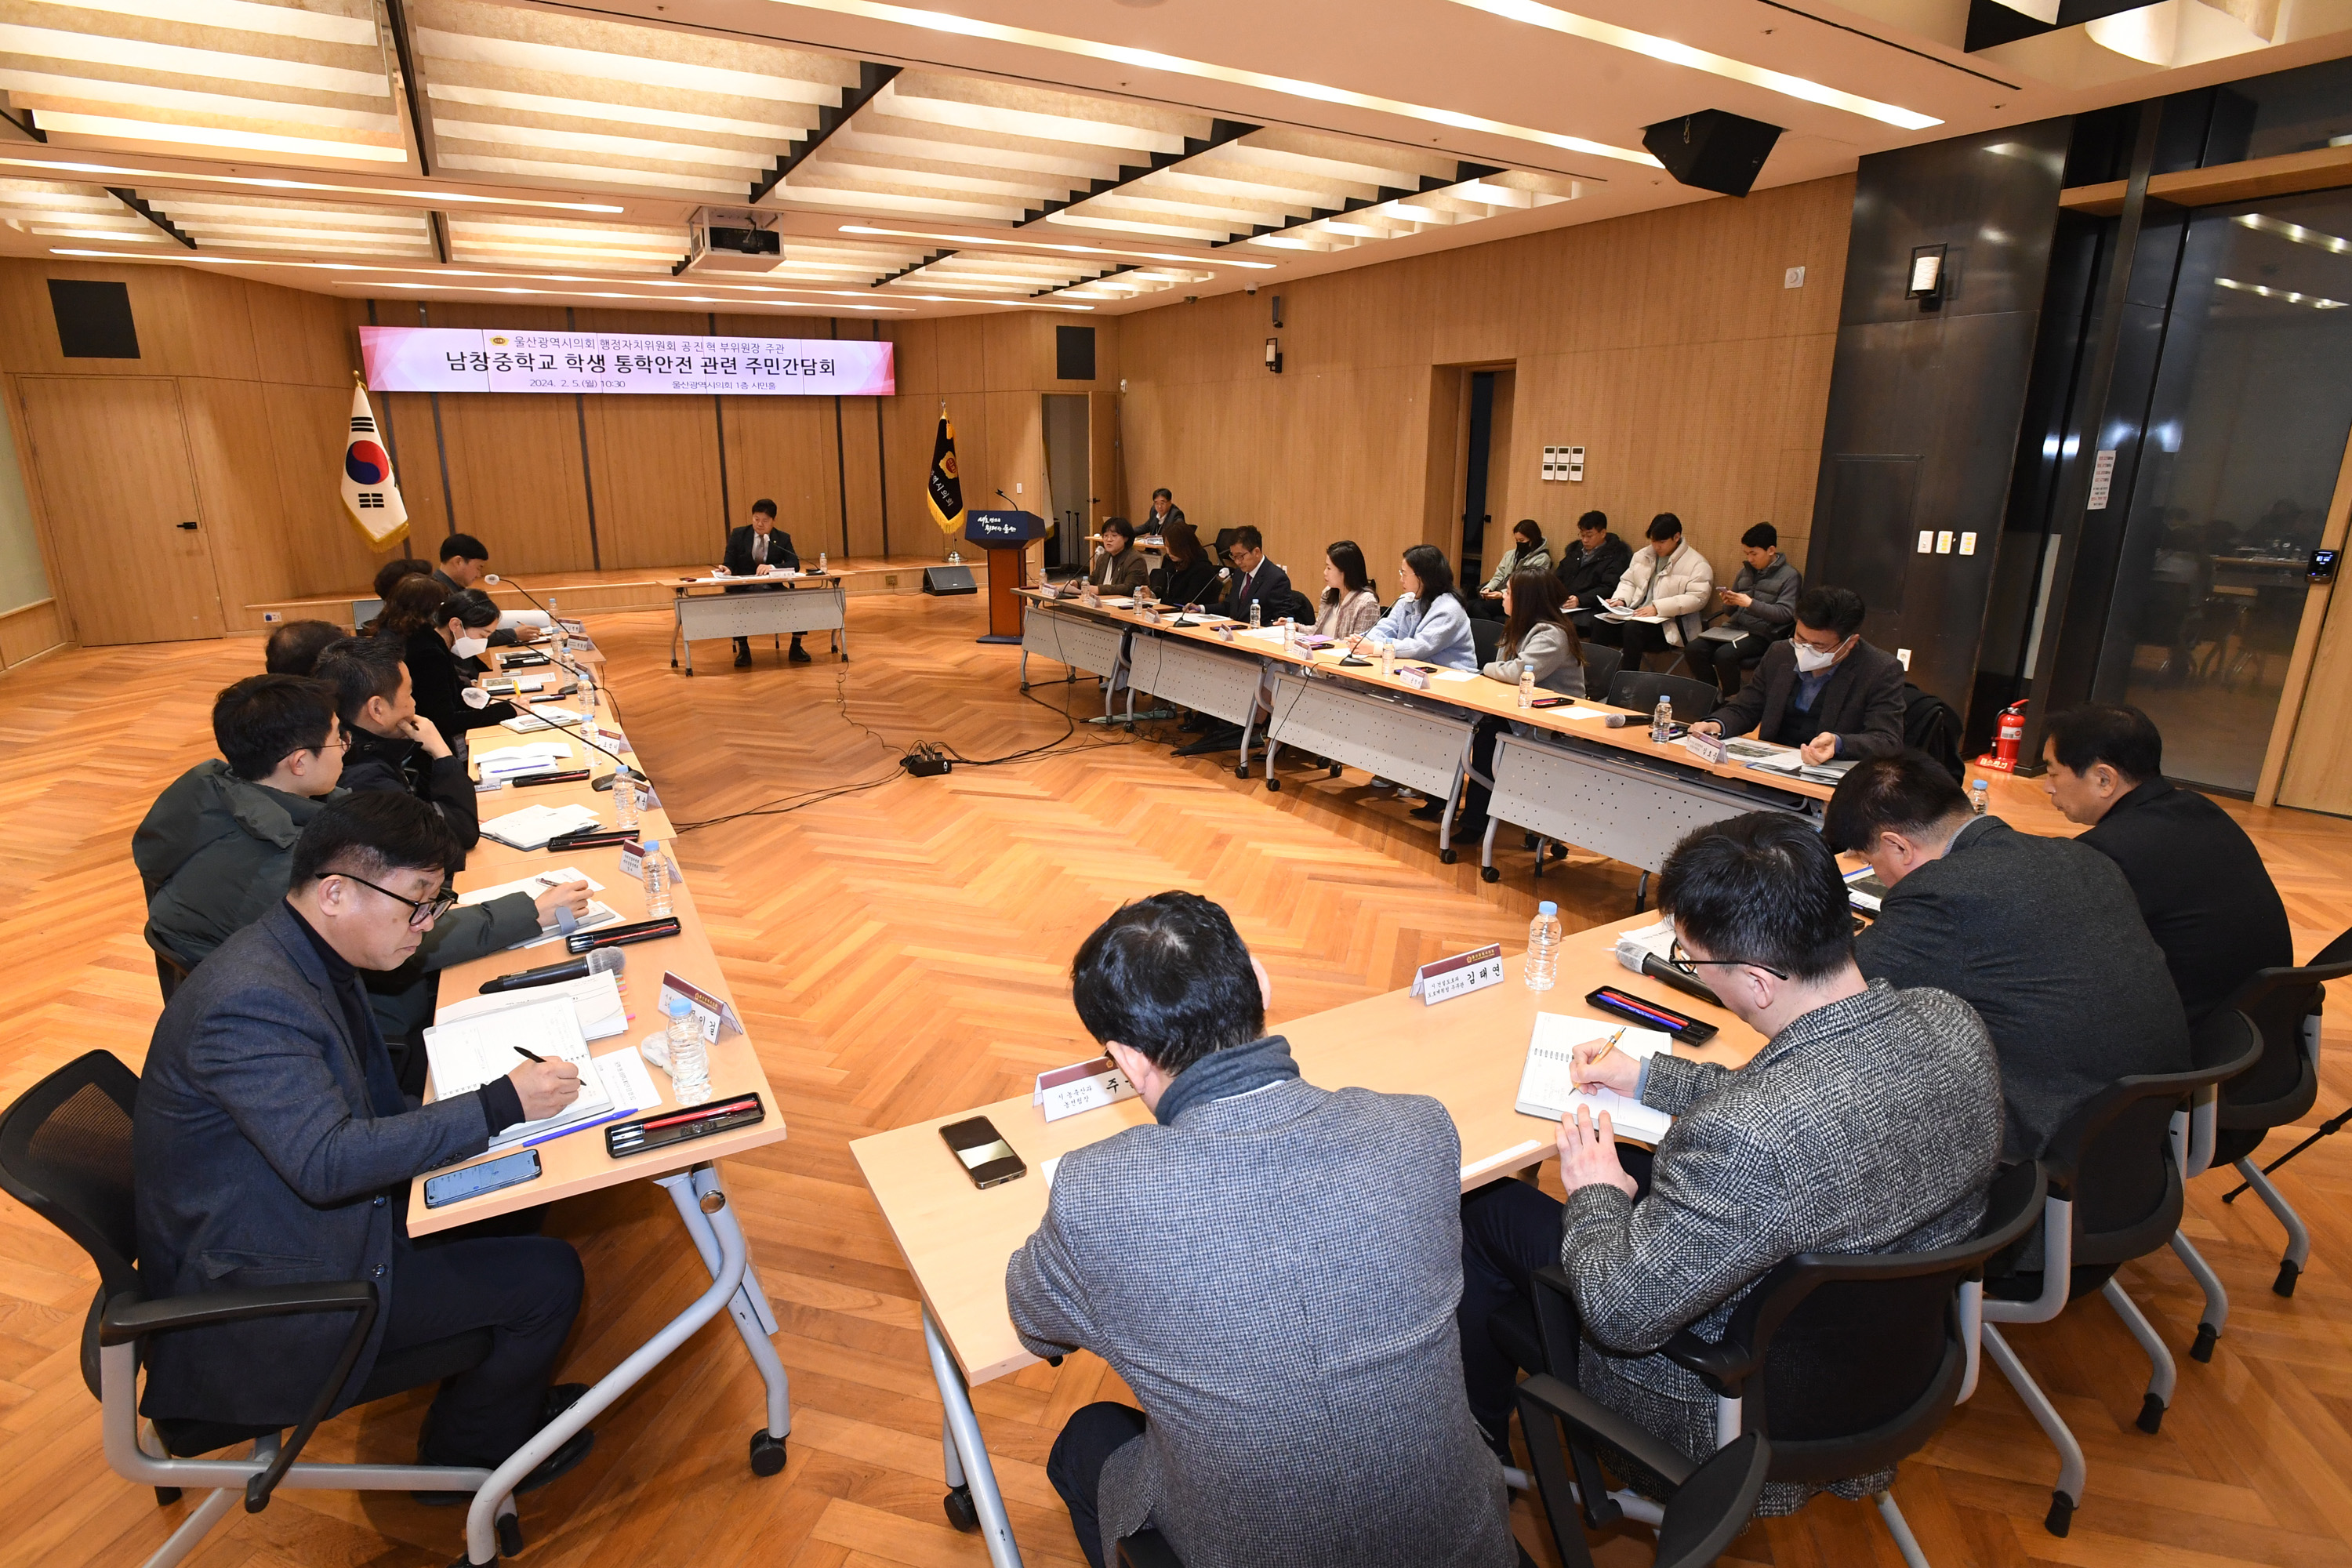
[1686,584,1906,767]
[1469,520,1552,620]
[376,578,519,735]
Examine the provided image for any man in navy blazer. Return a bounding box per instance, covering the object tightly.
[1220,525,1295,626]
[134,792,594,1490]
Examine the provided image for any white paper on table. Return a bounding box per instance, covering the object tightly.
[1514,1013,1675,1143]
[437,971,628,1040]
[459,865,608,905]
[1556,705,1614,721]
[501,706,583,733]
[476,742,574,777]
[479,802,602,850]
[1426,669,1480,682]
[426,996,601,1102]
[592,1043,663,1116]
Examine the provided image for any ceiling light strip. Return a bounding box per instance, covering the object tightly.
[0,154,623,212]
[1446,0,1939,130]
[760,0,1656,168]
[838,221,1270,267]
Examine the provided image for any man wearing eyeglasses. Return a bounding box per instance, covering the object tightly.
[1452,812,2002,1512]
[1686,585,1904,769]
[134,791,597,1497]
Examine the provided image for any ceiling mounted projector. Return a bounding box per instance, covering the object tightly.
[1641,110,1784,198]
[679,212,782,274]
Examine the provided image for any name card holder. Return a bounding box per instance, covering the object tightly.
[1138,604,1163,626]
[1035,1056,1139,1121]
[1216,624,1237,643]
[1684,730,1728,765]
[1411,943,1506,1005]
[1396,667,1432,691]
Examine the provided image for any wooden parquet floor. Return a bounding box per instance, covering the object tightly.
[5,595,2352,1568]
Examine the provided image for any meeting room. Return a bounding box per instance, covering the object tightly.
[3,4,2352,1568]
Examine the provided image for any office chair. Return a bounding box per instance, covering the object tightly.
[1607,671,1719,725]
[1515,1401,1766,1568]
[144,928,194,1005]
[1509,1160,2045,1568]
[1980,1007,2259,1537]
[2208,935,2352,1305]
[1581,644,1623,702]
[1470,617,1504,667]
[1117,1518,1547,1566]
[0,1051,524,1568]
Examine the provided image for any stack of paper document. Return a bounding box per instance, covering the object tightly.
[1515,1012,1675,1143]
[502,706,583,733]
[456,865,623,947]
[426,996,613,1150]
[480,802,601,850]
[435,970,629,1041]
[1746,750,1859,785]
[475,741,574,782]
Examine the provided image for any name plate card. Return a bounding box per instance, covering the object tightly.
[1034,1055,1139,1121]
[1396,667,1431,691]
[1411,943,1506,1006]
[1683,730,1728,764]
[1216,624,1236,643]
[1138,604,1163,626]
[658,970,745,1043]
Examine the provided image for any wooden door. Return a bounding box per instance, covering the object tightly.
[18,376,223,644]
[1088,390,1122,529]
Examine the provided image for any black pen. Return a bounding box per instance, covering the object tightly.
[514,1047,545,1064]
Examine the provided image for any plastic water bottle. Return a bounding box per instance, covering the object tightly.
[1280,616,1294,652]
[614,776,639,831]
[1650,694,1672,744]
[642,838,672,917]
[1519,666,1535,710]
[1526,901,1561,992]
[664,995,710,1105]
[1379,641,1394,678]
[1249,599,1263,629]
[816,550,827,573]
[1969,778,1990,815]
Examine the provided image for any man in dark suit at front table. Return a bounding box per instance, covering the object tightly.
[2041,702,2292,1023]
[1219,524,1294,626]
[1829,751,2192,1164]
[132,792,596,1497]
[720,497,809,668]
[1009,892,1516,1568]
[1688,585,1905,766]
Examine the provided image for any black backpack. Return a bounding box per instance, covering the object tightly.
[1902,683,1965,782]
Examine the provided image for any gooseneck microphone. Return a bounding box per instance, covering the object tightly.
[478,946,624,995]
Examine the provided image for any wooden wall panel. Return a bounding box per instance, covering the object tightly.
[436,391,593,574]
[376,390,451,545]
[587,394,728,568]
[180,377,294,633]
[0,595,60,666]
[0,260,200,376]
[1117,174,1853,597]
[720,394,838,550]
[264,381,408,594]
[840,394,887,557]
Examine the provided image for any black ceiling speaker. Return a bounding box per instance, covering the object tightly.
[1642,110,1784,198]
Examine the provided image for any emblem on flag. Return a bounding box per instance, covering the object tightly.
[927,410,966,536]
[341,376,408,550]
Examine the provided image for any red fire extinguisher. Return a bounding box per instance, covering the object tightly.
[1976,699,2028,773]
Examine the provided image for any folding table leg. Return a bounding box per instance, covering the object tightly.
[925,1307,1024,1567]
[660,1166,792,1464]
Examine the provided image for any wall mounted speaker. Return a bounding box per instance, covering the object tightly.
[1641,111,1784,198]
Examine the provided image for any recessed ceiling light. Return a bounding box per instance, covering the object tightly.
[761,0,1657,167]
[837,222,1273,268]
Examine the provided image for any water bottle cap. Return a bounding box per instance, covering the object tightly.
[1538,901,1557,917]
[666,995,694,1017]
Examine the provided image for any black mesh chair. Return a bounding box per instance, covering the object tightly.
[1582,644,1623,700]
[1117,1518,1547,1566]
[0,1051,520,1568]
[2209,936,2352,1301]
[1608,671,1719,726]
[1980,1007,2260,1538]
[1508,1160,2046,1568]
[1515,1399,1767,1568]
[1470,617,1504,668]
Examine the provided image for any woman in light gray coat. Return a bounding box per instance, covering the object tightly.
[1454,568,1586,836]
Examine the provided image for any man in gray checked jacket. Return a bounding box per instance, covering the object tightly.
[1457,812,2004,1515]
[1007,891,1520,1568]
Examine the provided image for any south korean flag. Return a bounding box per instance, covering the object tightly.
[340,379,408,549]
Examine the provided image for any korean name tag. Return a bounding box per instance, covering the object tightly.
[1034,1056,1138,1121]
[1411,943,1506,1005]
[1396,667,1431,691]
[1683,729,1728,764]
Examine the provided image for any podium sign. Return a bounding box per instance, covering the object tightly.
[964,510,1044,642]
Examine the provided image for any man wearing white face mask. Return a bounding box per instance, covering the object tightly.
[1687,585,1905,766]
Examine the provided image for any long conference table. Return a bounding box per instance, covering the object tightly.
[414,638,794,1567]
[1014,590,1835,879]
[851,914,1769,1568]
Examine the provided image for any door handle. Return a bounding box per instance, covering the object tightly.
[176,521,198,531]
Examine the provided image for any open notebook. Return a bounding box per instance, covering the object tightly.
[424,996,615,1151]
[1515,1012,1675,1144]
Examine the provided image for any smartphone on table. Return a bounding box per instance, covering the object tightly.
[423,1147,542,1208]
[940,1116,1027,1189]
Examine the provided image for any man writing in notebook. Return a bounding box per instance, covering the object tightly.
[136,792,597,1499]
[1455,812,2002,1513]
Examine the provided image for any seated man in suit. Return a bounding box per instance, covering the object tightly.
[720,497,808,668]
[1688,586,1904,765]
[1218,524,1294,626]
[1143,486,1183,535]
[264,619,347,676]
[133,792,593,1494]
[1010,892,1516,1568]
[1457,811,2002,1513]
[1830,751,2191,1163]
[1555,510,1632,637]
[2042,703,2292,1022]
[136,674,350,979]
[432,533,540,649]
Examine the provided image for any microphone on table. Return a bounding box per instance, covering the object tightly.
[479,946,625,995]
[1603,714,1630,728]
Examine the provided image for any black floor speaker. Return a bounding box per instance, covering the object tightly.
[922,564,977,595]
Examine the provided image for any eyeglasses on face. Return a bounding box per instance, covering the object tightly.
[1670,938,1790,982]
[322,869,458,928]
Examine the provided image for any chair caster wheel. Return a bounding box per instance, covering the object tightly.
[1550,844,1567,860]
[749,1428,787,1476]
[2136,1393,2165,1434]
[1329,764,1342,777]
[2045,1490,2074,1537]
[2190,1323,2218,1362]
[1523,831,1540,850]
[944,1484,979,1533]
[2275,1259,2300,1297]
[1234,764,1250,779]
[154,1486,182,1507]
[1481,866,1500,883]
[496,1513,524,1558]
[1439,848,1458,865]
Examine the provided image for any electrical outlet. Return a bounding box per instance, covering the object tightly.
[262,611,281,622]
[1917,531,1933,554]
[1896,648,1913,670]
[1784,266,1806,289]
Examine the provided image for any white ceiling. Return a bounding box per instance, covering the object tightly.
[0,0,2346,319]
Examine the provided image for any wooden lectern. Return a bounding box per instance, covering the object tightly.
[964,510,1044,644]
